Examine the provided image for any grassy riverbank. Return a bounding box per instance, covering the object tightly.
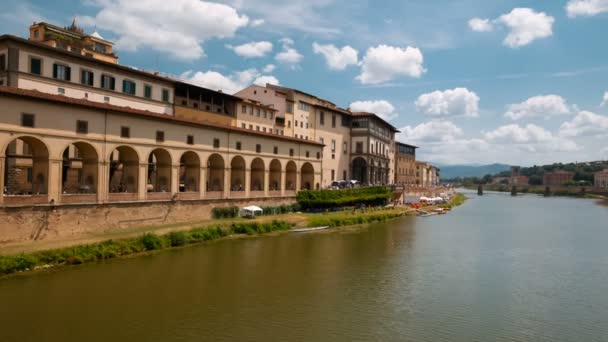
[0,193,467,277]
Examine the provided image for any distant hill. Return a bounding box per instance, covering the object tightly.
[437,163,511,179]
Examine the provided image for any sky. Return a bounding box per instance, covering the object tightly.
[1,0,608,166]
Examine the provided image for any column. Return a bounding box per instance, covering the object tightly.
[264,169,270,196]
[245,168,251,197]
[97,161,108,203]
[138,163,147,200]
[199,166,206,199]
[280,170,286,196]
[171,164,179,195]
[223,167,230,198]
[296,171,301,190]
[0,156,4,204]
[48,159,62,203]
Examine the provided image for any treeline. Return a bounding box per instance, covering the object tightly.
[296,186,392,210]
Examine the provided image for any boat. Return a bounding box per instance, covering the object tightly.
[290,226,331,233]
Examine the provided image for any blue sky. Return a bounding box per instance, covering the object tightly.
[2,0,608,165]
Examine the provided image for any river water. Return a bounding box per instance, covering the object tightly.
[2,191,608,342]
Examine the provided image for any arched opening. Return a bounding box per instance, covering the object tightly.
[206,154,224,192]
[301,162,314,190]
[61,142,98,194]
[179,151,200,192]
[352,157,367,184]
[147,148,172,193]
[285,161,297,191]
[230,156,246,191]
[269,159,281,191]
[109,146,139,193]
[3,137,49,197]
[250,158,265,191]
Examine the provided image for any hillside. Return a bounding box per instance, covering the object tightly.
[438,163,511,179]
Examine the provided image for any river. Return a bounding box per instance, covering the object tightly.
[1,191,608,341]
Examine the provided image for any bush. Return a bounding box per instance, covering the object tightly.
[168,231,188,247]
[211,206,239,219]
[141,233,163,251]
[297,186,392,210]
[0,254,38,274]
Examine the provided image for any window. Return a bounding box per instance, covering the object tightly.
[273,146,278,154]
[57,87,65,95]
[331,140,336,152]
[332,114,336,128]
[241,123,246,129]
[343,170,347,180]
[306,151,310,158]
[21,113,35,128]
[81,70,94,86]
[213,138,220,148]
[295,120,298,127]
[289,148,294,156]
[263,110,267,118]
[236,142,242,150]
[256,144,261,153]
[242,105,247,113]
[316,152,320,159]
[305,123,308,129]
[256,126,260,131]
[121,126,130,138]
[331,170,335,181]
[144,85,152,99]
[300,121,304,128]
[343,142,348,154]
[76,120,88,134]
[356,142,363,153]
[249,124,253,130]
[270,112,274,119]
[187,135,194,145]
[101,74,115,90]
[104,96,110,103]
[256,108,261,117]
[286,102,294,113]
[288,121,291,128]
[0,54,6,71]
[162,89,170,102]
[249,106,254,115]
[320,111,325,125]
[156,131,165,142]
[320,137,324,145]
[123,80,136,95]
[298,101,311,112]
[30,57,42,75]
[53,64,71,81]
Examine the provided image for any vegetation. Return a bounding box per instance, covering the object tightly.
[211,206,240,219]
[297,186,392,210]
[307,210,406,228]
[259,204,301,216]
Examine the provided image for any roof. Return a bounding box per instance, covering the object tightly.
[32,21,114,45]
[396,141,419,149]
[595,169,608,174]
[0,87,324,147]
[351,112,400,132]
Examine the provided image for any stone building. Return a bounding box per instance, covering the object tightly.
[594,169,608,189]
[543,170,575,186]
[395,142,417,186]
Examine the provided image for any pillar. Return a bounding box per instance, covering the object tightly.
[296,171,301,190]
[171,164,179,195]
[264,169,270,196]
[245,168,251,197]
[223,167,230,198]
[138,163,147,200]
[98,161,108,203]
[0,156,4,204]
[48,158,62,203]
[200,166,206,199]
[280,170,286,196]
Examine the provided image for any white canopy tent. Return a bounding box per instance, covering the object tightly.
[240,205,264,217]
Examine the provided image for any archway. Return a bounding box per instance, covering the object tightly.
[147,148,172,193]
[206,154,224,192]
[250,158,265,191]
[109,146,139,193]
[179,151,200,192]
[285,161,297,191]
[3,137,49,195]
[269,159,281,191]
[230,156,246,191]
[301,162,314,190]
[61,142,98,194]
[352,157,367,184]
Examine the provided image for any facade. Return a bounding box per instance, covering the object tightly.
[543,170,575,186]
[395,142,417,186]
[415,161,440,187]
[594,169,608,189]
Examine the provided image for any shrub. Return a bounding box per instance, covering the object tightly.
[141,233,163,250]
[297,186,391,210]
[211,206,240,219]
[168,231,188,247]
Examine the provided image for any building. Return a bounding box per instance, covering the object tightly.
[594,169,608,189]
[543,170,575,186]
[395,142,417,186]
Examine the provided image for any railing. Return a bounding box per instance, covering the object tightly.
[268,190,282,197]
[61,194,97,204]
[176,192,199,200]
[3,194,49,205]
[230,191,247,198]
[205,191,224,199]
[146,192,173,201]
[108,193,138,202]
[250,191,265,198]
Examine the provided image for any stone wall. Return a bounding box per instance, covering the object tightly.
[0,197,296,244]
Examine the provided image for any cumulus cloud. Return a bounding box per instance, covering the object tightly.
[78,0,249,60]
[263,64,276,73]
[349,100,397,121]
[226,41,273,58]
[415,88,480,118]
[250,18,265,27]
[602,92,608,106]
[312,42,358,70]
[469,8,554,48]
[468,18,493,32]
[180,68,279,94]
[356,45,426,84]
[275,38,303,66]
[504,95,571,120]
[566,0,608,17]
[398,121,464,143]
[559,111,608,137]
[484,124,578,153]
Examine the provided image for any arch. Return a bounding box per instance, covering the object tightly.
[230,156,246,191]
[269,159,281,191]
[3,136,49,195]
[301,162,314,190]
[61,141,98,194]
[179,151,200,192]
[206,154,225,192]
[109,145,139,193]
[352,157,368,184]
[147,148,172,193]
[250,158,265,191]
[285,161,297,191]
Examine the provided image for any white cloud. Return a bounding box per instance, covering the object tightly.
[356,45,426,84]
[415,88,480,118]
[312,42,358,70]
[504,95,571,120]
[498,8,554,48]
[250,18,265,27]
[79,0,249,60]
[275,38,303,66]
[226,41,273,58]
[468,18,493,32]
[349,100,397,121]
[602,92,608,106]
[566,0,608,17]
[263,64,276,73]
[484,124,553,143]
[180,68,279,94]
[559,111,608,137]
[398,121,464,143]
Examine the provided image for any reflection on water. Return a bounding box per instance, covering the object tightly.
[1,192,608,342]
